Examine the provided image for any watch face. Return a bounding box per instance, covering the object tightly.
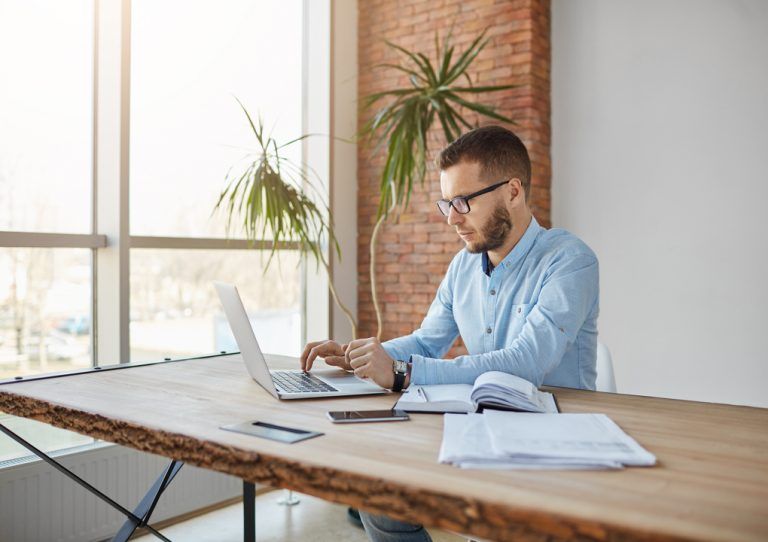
[394,360,408,374]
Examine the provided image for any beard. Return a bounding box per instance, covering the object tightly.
[465,204,513,254]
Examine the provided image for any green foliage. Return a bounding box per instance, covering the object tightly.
[214,98,340,271]
[360,29,517,218]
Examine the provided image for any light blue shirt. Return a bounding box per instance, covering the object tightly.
[382,217,599,390]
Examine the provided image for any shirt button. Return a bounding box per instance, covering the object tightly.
[486,327,492,334]
[517,307,522,313]
[490,289,496,295]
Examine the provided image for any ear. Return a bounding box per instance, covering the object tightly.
[508,178,525,205]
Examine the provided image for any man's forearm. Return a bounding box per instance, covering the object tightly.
[382,334,429,365]
[411,318,568,387]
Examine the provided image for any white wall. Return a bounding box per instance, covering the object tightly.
[552,0,768,407]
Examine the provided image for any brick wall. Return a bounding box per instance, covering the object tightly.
[357,0,551,348]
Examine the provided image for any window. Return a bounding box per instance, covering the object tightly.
[0,0,324,464]
[128,0,304,358]
[0,0,96,461]
[0,0,93,235]
[0,0,94,379]
[0,249,92,379]
[130,249,301,362]
[130,0,303,238]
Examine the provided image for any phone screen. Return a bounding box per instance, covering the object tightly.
[327,409,410,423]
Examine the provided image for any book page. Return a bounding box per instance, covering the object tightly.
[421,384,473,404]
[471,371,548,412]
[473,371,536,397]
[396,384,473,413]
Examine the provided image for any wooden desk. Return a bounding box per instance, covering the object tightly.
[1,353,766,542]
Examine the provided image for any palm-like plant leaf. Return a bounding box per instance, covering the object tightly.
[214,99,340,272]
[360,28,518,218]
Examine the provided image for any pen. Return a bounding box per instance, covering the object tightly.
[416,386,428,401]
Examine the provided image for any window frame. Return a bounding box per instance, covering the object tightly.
[0,0,329,369]
[0,0,333,468]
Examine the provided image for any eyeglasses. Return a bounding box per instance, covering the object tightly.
[435,179,510,216]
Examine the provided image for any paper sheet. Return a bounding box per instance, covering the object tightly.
[484,411,656,466]
[439,412,656,470]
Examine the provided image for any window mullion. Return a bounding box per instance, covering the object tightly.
[129,236,298,251]
[303,0,331,345]
[0,232,106,248]
[94,0,131,365]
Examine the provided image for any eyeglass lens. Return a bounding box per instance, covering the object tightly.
[437,197,469,216]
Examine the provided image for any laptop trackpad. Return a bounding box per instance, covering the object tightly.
[313,369,384,391]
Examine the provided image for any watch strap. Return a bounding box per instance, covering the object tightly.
[392,371,406,392]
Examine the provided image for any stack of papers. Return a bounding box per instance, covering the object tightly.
[439,411,656,470]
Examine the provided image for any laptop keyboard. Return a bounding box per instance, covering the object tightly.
[272,371,338,394]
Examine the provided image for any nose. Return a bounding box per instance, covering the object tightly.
[446,204,463,226]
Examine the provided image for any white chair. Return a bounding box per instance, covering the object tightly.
[595,341,617,393]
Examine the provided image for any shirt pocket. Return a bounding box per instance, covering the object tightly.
[512,302,535,318]
[506,302,535,338]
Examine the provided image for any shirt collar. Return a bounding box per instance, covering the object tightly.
[481,251,494,276]
[481,216,541,276]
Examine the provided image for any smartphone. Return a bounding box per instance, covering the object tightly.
[326,409,410,423]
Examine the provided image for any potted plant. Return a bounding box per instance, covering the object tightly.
[214,99,358,338]
[215,29,515,342]
[359,29,516,338]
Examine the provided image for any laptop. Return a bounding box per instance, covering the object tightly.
[214,282,388,400]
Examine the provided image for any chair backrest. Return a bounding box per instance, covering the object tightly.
[595,342,617,393]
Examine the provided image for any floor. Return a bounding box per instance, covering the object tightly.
[134,490,465,542]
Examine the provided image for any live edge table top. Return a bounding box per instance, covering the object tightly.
[1,353,767,542]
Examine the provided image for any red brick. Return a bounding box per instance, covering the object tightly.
[399,253,429,264]
[400,272,429,284]
[357,0,550,339]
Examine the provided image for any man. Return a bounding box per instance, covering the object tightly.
[300,125,599,542]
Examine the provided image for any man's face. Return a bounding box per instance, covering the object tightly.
[439,161,513,254]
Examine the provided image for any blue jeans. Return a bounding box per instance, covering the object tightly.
[359,510,433,542]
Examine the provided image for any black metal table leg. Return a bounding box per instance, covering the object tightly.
[112,460,184,542]
[244,481,255,542]
[0,422,178,542]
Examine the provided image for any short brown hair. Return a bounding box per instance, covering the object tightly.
[438,125,531,198]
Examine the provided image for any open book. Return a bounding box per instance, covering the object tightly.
[395,371,559,414]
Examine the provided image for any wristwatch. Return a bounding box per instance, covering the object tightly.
[392,359,409,392]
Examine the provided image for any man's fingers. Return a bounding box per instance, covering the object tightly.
[305,345,322,372]
[324,355,348,369]
[307,341,333,372]
[346,338,368,350]
[300,340,321,369]
[347,343,378,364]
[348,342,377,362]
[306,340,346,372]
[353,364,369,379]
[349,353,371,370]
[301,340,325,371]
[344,338,374,366]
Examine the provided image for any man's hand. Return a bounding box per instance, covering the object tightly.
[300,340,350,372]
[345,337,395,389]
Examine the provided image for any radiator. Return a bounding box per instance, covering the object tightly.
[0,443,242,542]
